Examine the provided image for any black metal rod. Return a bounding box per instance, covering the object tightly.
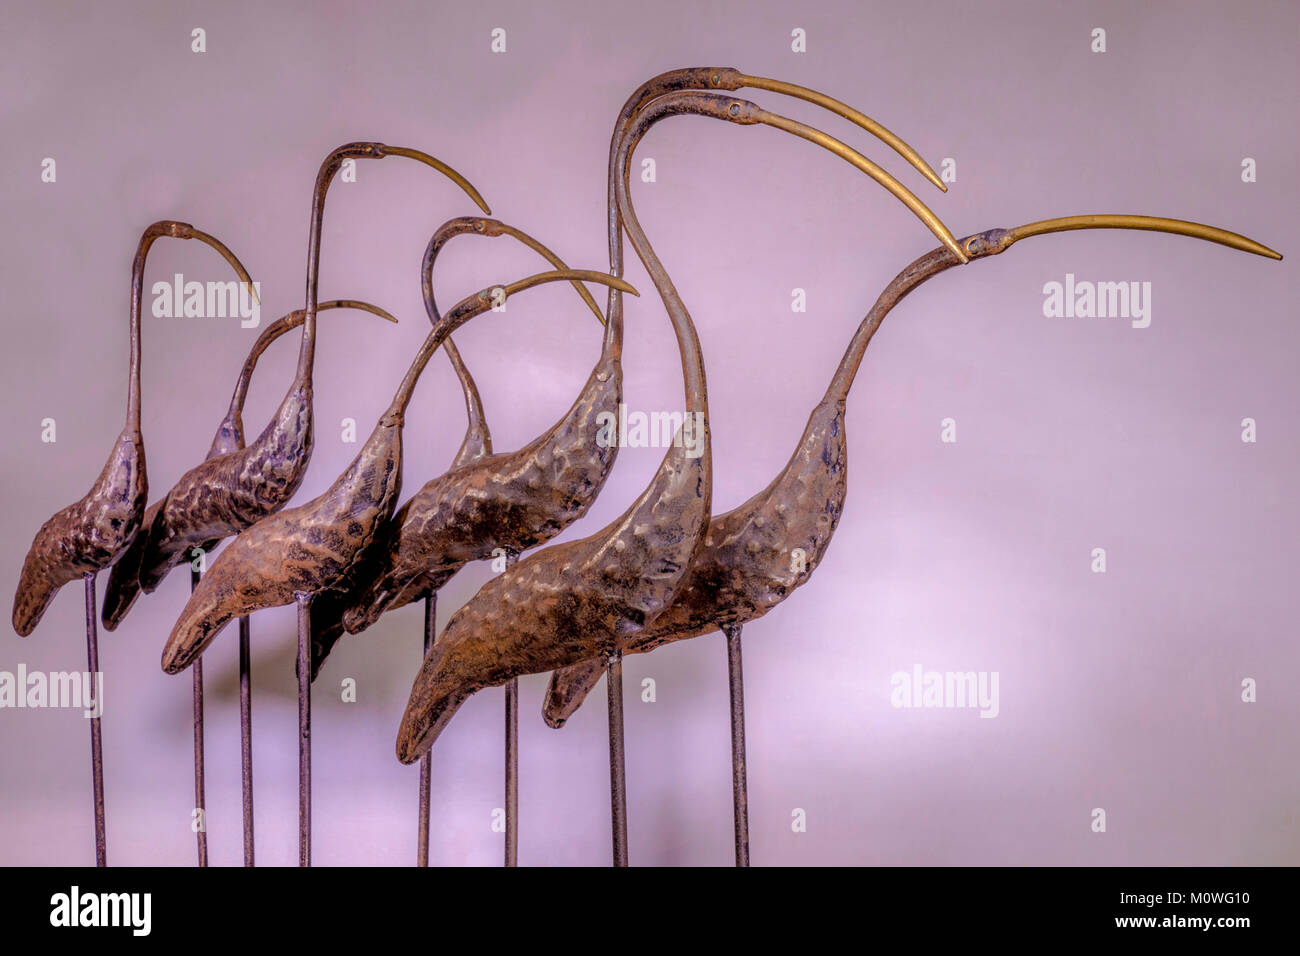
[417,591,436,867]
[296,592,312,867]
[238,615,254,867]
[504,677,518,867]
[723,624,749,867]
[83,572,106,867]
[503,551,519,867]
[607,651,628,867]
[190,568,208,867]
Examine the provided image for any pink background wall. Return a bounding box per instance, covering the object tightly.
[2,0,1296,865]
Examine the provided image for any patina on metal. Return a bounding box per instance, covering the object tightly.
[160,269,636,865]
[309,216,609,671]
[291,215,608,866]
[13,221,255,637]
[591,66,956,864]
[100,297,394,869]
[11,221,254,868]
[130,144,489,600]
[544,214,1282,865]
[103,300,397,630]
[393,88,963,801]
[111,144,485,867]
[160,267,635,671]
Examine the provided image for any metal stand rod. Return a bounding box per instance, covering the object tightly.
[723,624,749,867]
[504,677,518,867]
[238,615,254,867]
[191,569,208,867]
[417,591,436,867]
[295,592,312,867]
[503,550,519,867]
[83,572,106,867]
[607,651,628,867]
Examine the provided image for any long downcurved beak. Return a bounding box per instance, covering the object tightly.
[317,298,398,321]
[749,104,967,262]
[256,300,397,342]
[227,299,398,416]
[734,73,947,192]
[487,223,609,325]
[440,269,638,334]
[499,269,638,300]
[1005,215,1282,260]
[378,145,492,215]
[186,227,261,304]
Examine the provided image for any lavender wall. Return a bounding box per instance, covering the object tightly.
[2,0,1296,866]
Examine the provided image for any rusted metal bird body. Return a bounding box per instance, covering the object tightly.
[13,221,255,636]
[101,300,397,630]
[332,219,612,638]
[132,144,490,598]
[161,268,637,675]
[303,331,491,680]
[543,216,1284,723]
[396,86,969,765]
[338,64,955,662]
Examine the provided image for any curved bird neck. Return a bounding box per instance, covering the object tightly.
[298,152,350,384]
[602,121,629,361]
[601,71,714,365]
[126,229,166,435]
[384,324,450,425]
[444,337,492,464]
[824,245,962,405]
[612,120,709,418]
[420,231,492,461]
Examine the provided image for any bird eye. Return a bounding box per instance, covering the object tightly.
[711,73,721,86]
[728,102,741,116]
[474,220,486,232]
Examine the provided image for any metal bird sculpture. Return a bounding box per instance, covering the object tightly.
[586,65,955,857]
[297,326,491,868]
[394,87,968,869]
[130,145,489,599]
[102,300,397,631]
[101,296,396,866]
[111,143,486,865]
[310,216,608,669]
[160,267,638,866]
[543,214,1283,865]
[303,215,608,866]
[11,219,255,866]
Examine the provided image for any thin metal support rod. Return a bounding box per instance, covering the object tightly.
[296,592,312,867]
[503,550,520,867]
[504,677,518,866]
[238,615,254,867]
[607,650,628,867]
[417,591,437,867]
[723,624,750,867]
[84,572,106,867]
[191,568,208,867]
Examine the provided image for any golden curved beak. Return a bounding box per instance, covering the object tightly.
[187,227,261,304]
[487,223,608,326]
[381,146,492,215]
[1007,215,1282,260]
[318,299,399,322]
[499,269,639,301]
[738,73,947,192]
[755,107,968,263]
